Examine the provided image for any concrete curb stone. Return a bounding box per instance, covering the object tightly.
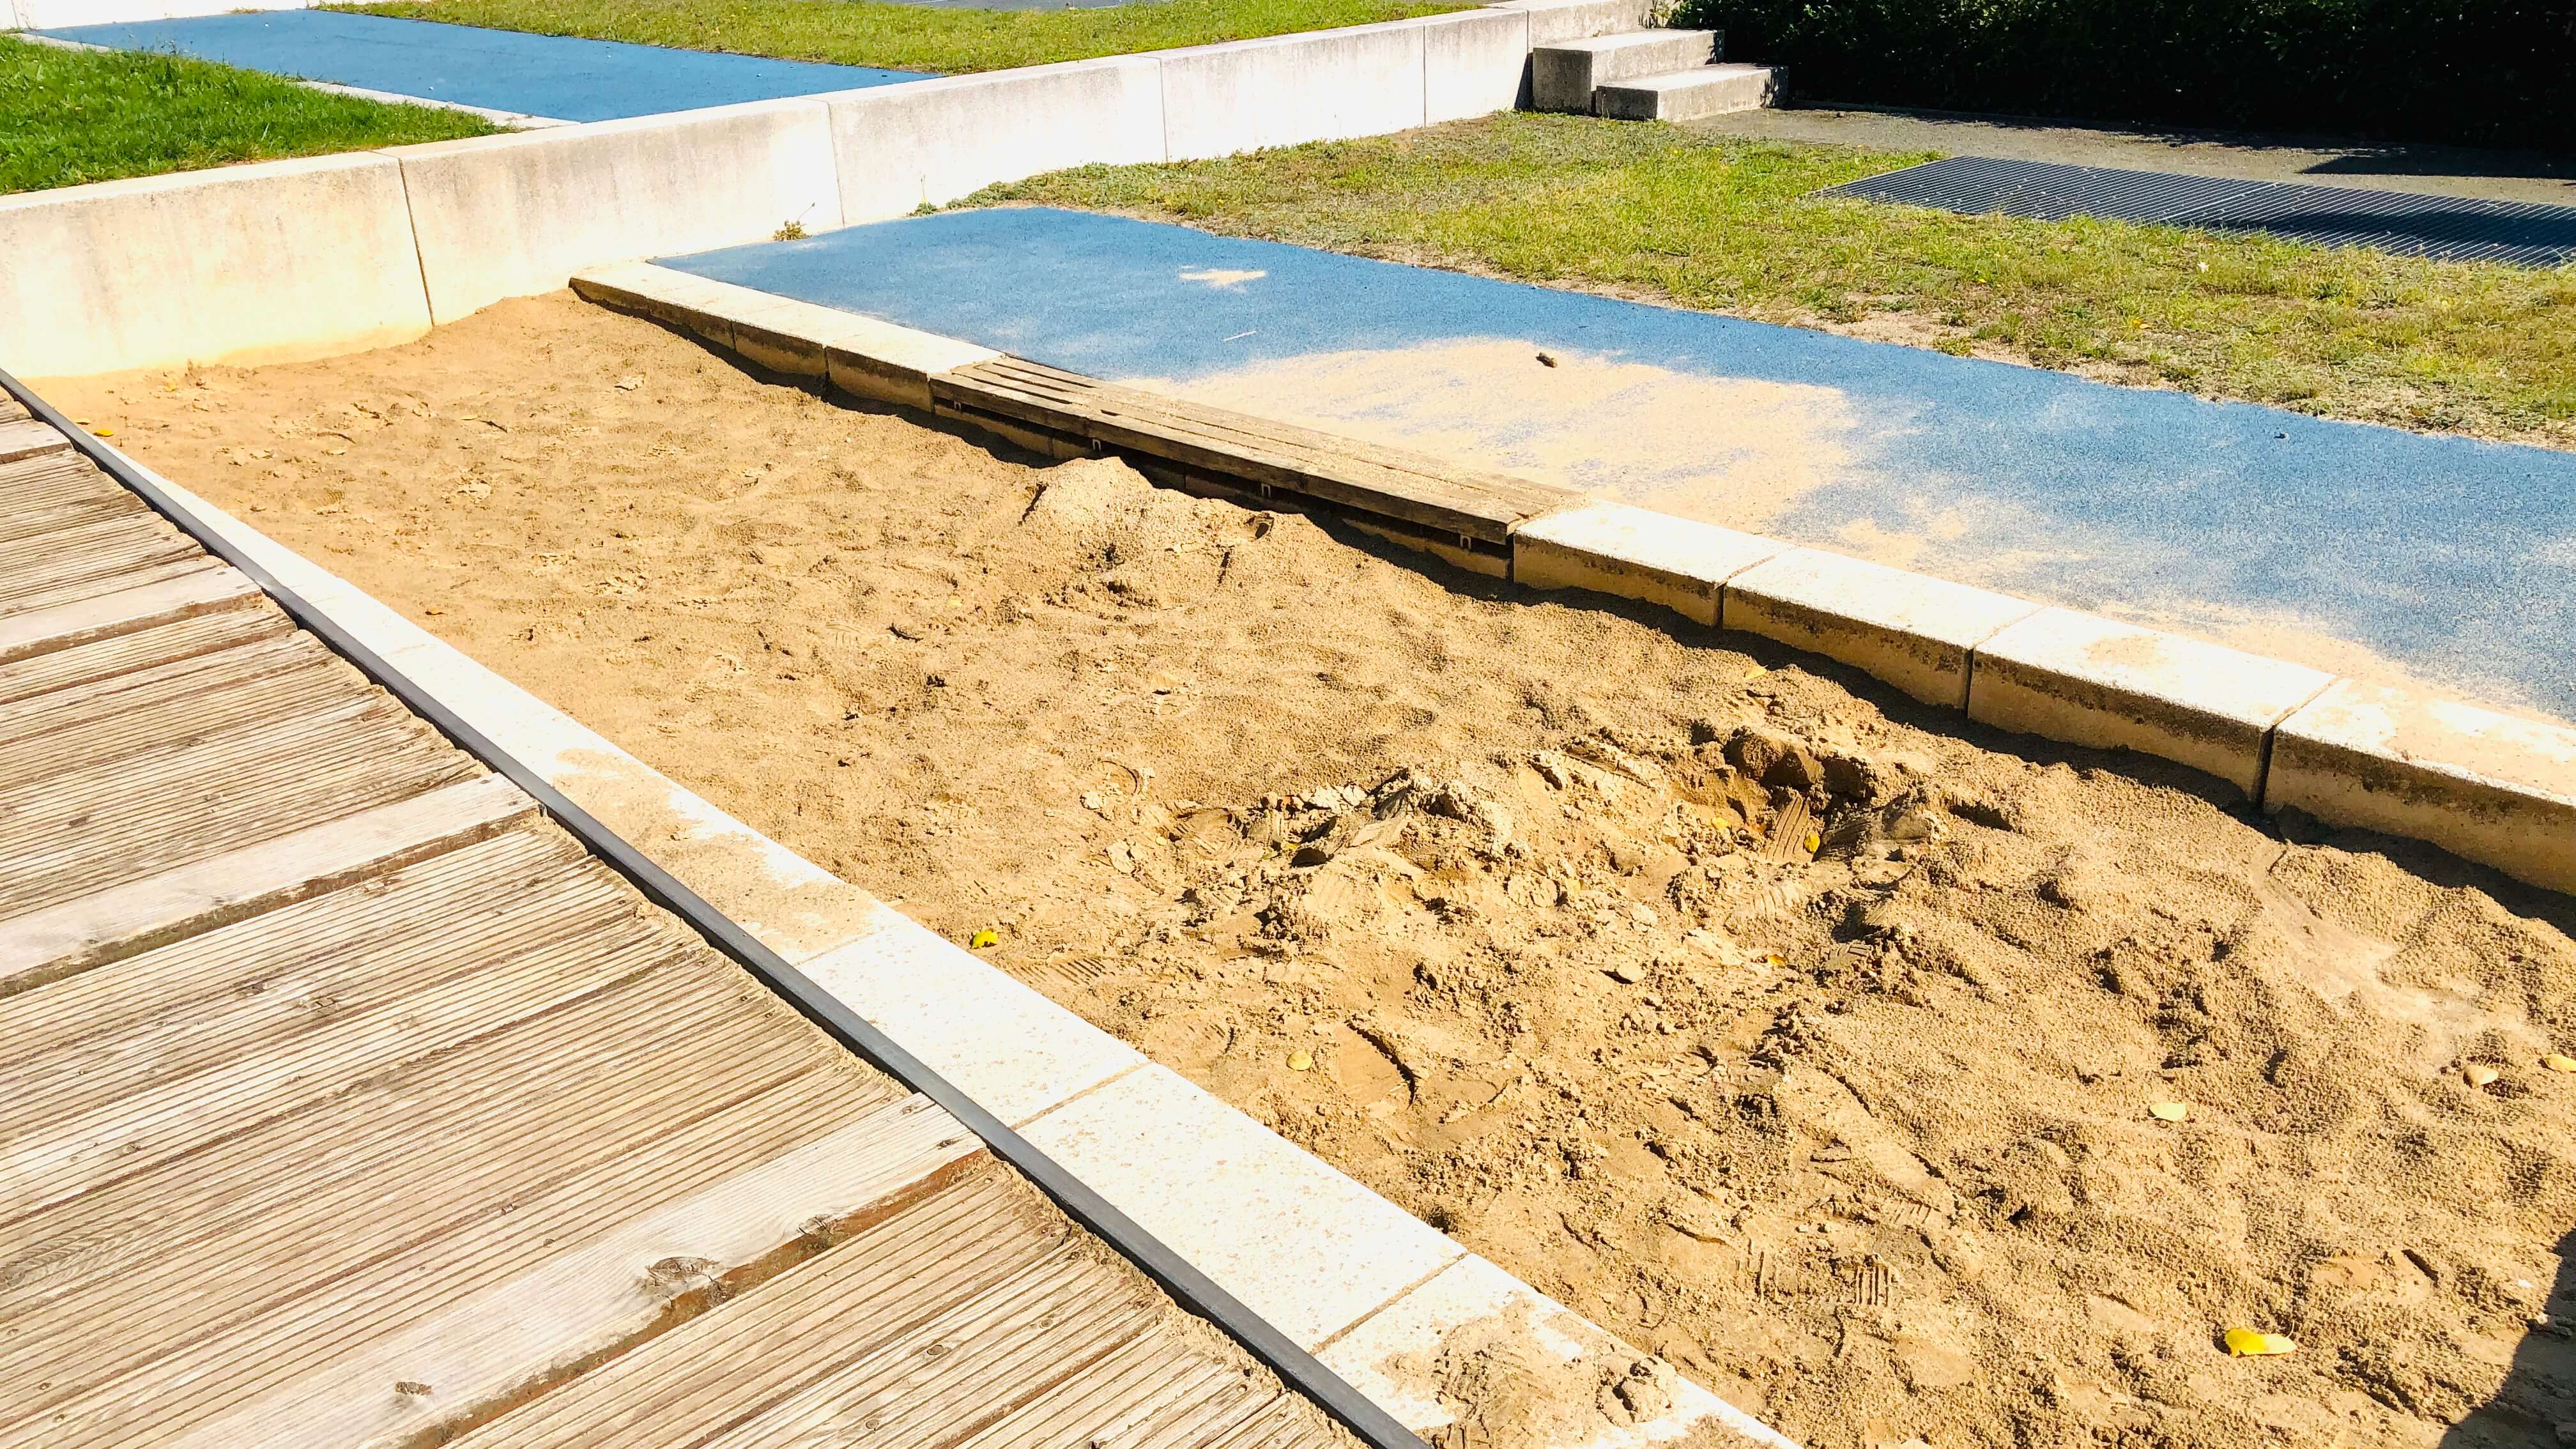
[1514,498,1788,626]
[1721,548,2040,709]
[1969,607,2336,799]
[2269,679,2576,894]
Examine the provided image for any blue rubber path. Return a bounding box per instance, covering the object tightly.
[663,208,2576,720]
[48,11,926,123]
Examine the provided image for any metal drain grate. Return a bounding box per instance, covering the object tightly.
[1821,155,2576,267]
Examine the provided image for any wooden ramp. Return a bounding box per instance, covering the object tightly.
[0,406,1354,1449]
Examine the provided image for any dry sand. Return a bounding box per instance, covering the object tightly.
[52,293,2576,1449]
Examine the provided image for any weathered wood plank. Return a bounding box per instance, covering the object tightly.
[0,946,884,1426]
[0,772,533,995]
[935,359,1574,545]
[0,631,341,779]
[0,565,261,666]
[0,694,481,919]
[0,512,193,603]
[0,418,71,467]
[160,1098,983,1449]
[0,606,291,709]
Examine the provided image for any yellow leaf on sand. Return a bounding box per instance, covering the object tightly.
[1743,666,1770,682]
[2465,1063,2501,1087]
[1287,1049,1314,1072]
[969,928,998,949]
[2223,1327,2296,1357]
[2150,1101,2189,1122]
[1802,833,1821,854]
[2546,1054,2576,1073]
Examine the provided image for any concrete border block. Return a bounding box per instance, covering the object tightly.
[392,98,844,326]
[1018,1064,1465,1349]
[823,316,1001,410]
[0,153,429,379]
[572,262,1000,410]
[1423,7,1535,124]
[2268,679,2576,894]
[1969,608,2334,797]
[797,912,1147,1126]
[1323,1254,1796,1448]
[1513,499,1787,626]
[826,57,1163,222]
[1161,22,1429,160]
[1721,548,2037,709]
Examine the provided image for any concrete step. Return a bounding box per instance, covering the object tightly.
[1531,29,1721,112]
[1595,63,1779,122]
[1489,0,1661,46]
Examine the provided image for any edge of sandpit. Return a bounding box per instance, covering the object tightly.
[570,259,2576,903]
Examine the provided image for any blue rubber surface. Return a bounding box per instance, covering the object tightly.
[48,11,926,123]
[663,209,2576,719]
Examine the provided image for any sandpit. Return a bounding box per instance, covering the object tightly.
[53,293,2576,1449]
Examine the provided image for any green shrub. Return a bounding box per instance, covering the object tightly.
[1675,0,2576,150]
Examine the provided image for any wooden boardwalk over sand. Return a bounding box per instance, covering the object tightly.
[0,390,1356,1449]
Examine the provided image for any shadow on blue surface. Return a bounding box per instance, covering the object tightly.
[663,208,2576,719]
[49,10,927,123]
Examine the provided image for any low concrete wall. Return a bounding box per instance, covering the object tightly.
[827,57,1165,222]
[0,153,430,379]
[9,0,310,25]
[3,8,1538,379]
[394,98,845,326]
[1162,22,1431,159]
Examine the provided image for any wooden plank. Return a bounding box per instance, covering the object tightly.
[0,949,884,1423]
[935,359,1574,544]
[0,695,482,919]
[939,367,1521,538]
[0,565,261,666]
[0,418,70,467]
[2,909,693,1223]
[0,606,291,708]
[160,1098,984,1449]
[0,513,193,603]
[0,631,341,779]
[447,1160,1344,1449]
[986,356,1557,506]
[447,1165,1091,1446]
[0,772,533,994]
[3,1062,903,1446]
[0,459,141,543]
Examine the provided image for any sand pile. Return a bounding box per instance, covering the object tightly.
[54,293,2576,1449]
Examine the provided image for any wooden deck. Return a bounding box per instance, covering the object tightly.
[0,411,1352,1448]
[930,358,1574,562]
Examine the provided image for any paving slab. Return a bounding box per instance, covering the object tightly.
[45,11,926,123]
[657,206,2576,724]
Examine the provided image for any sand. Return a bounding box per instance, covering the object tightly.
[51,293,2576,1449]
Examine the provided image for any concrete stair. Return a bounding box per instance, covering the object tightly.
[1522,12,1779,123]
[1595,61,1779,121]
[1531,29,1720,112]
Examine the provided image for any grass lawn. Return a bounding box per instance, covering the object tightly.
[0,36,496,195]
[337,0,1476,75]
[969,112,2576,446]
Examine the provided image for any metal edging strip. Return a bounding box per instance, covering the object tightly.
[0,364,1429,1449]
